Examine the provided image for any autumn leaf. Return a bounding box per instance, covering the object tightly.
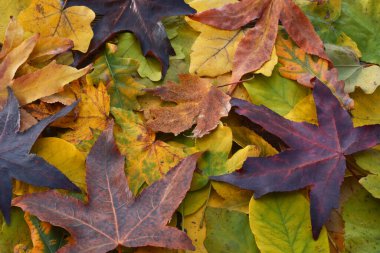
[112,108,191,194]
[276,34,353,108]
[18,0,95,52]
[212,80,380,238]
[190,0,329,84]
[0,0,30,42]
[14,125,200,252]
[0,88,79,223]
[145,74,231,138]
[66,0,195,74]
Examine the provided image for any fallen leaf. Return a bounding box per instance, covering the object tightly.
[0,88,79,223]
[249,192,329,252]
[212,80,380,238]
[89,42,145,110]
[276,34,353,108]
[190,0,329,83]
[145,74,231,137]
[66,0,195,74]
[18,0,95,52]
[112,108,190,194]
[24,213,69,253]
[204,207,259,253]
[0,207,32,252]
[343,183,380,252]
[0,0,30,42]
[14,125,200,252]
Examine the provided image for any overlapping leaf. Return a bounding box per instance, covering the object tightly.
[0,89,79,223]
[66,0,195,74]
[213,80,380,238]
[14,126,200,252]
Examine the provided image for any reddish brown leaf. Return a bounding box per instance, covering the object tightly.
[13,125,200,252]
[212,80,380,239]
[190,0,329,84]
[145,74,231,138]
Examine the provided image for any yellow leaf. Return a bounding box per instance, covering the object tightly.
[345,65,380,94]
[183,205,207,253]
[112,108,190,194]
[186,0,242,77]
[54,82,111,143]
[254,47,278,77]
[18,0,95,52]
[14,137,86,195]
[0,18,25,58]
[284,94,318,124]
[0,0,30,42]
[337,32,362,58]
[12,61,91,105]
[351,87,380,126]
[249,192,330,253]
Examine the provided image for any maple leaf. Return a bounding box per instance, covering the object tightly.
[212,80,380,239]
[144,74,231,138]
[190,0,329,85]
[13,125,201,252]
[0,88,79,223]
[66,0,195,74]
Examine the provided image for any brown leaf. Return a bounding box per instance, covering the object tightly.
[145,74,231,138]
[13,125,201,252]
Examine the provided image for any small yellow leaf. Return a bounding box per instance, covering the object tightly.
[285,94,317,124]
[345,65,380,94]
[337,32,362,58]
[183,205,207,253]
[18,0,95,52]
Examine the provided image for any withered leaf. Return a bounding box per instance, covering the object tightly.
[14,125,200,252]
[66,0,195,74]
[0,88,79,223]
[145,74,231,138]
[190,0,329,83]
[212,80,380,239]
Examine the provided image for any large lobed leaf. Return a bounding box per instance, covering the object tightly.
[213,80,380,238]
[14,125,201,252]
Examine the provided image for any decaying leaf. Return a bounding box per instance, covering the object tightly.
[18,0,95,52]
[145,74,231,137]
[0,88,79,223]
[213,80,380,238]
[66,0,195,73]
[14,125,200,252]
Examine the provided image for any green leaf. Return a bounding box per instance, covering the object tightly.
[0,207,31,252]
[354,147,380,198]
[243,68,310,116]
[249,192,329,253]
[204,207,259,253]
[343,185,380,252]
[89,42,144,110]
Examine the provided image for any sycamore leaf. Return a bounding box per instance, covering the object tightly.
[112,108,190,194]
[0,88,79,223]
[212,80,380,238]
[249,192,329,253]
[343,184,380,252]
[191,0,329,82]
[0,0,30,42]
[14,126,200,252]
[24,213,69,253]
[89,42,145,110]
[66,0,195,74]
[18,0,95,52]
[276,34,353,108]
[204,207,259,253]
[145,74,231,138]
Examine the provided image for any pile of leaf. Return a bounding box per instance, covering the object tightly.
[1,0,380,252]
